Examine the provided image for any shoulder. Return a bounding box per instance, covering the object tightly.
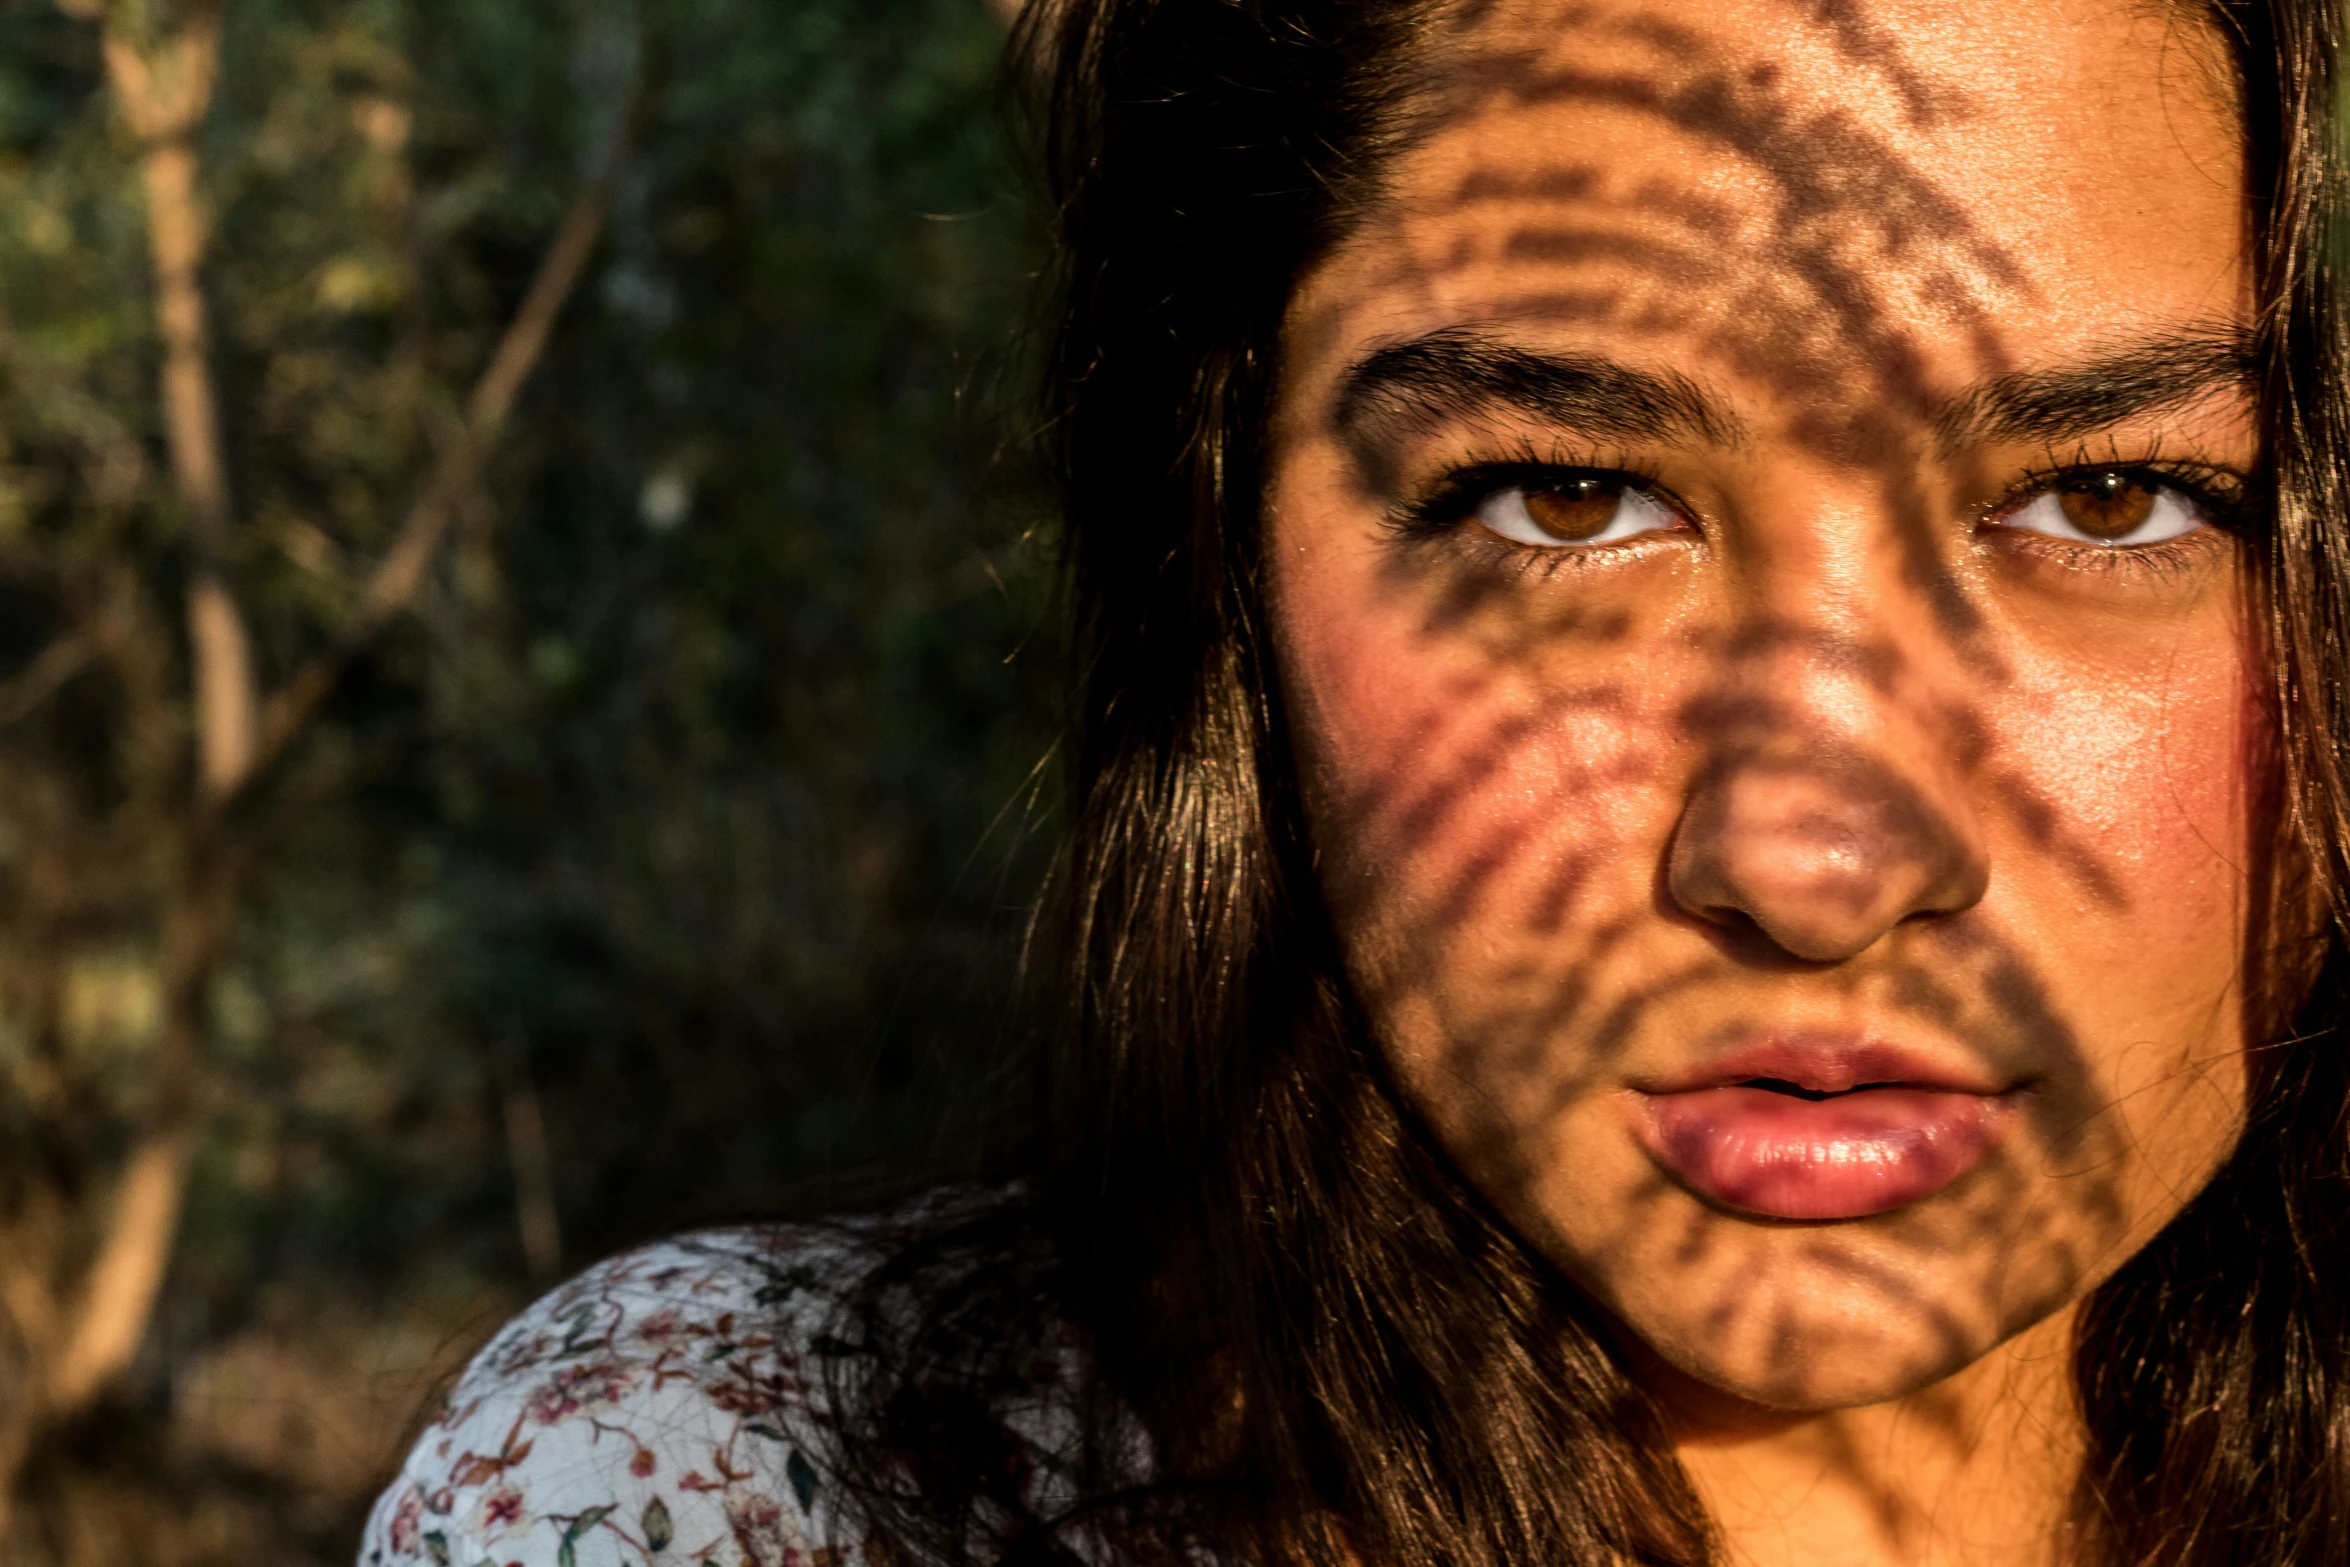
[358,1217,902,1567]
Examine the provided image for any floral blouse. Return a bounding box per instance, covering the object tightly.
[358,1211,1080,1567]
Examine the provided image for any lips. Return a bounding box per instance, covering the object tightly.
[1628,1040,2016,1221]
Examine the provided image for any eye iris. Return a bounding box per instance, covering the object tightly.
[1521,480,1621,541]
[2056,472,2157,540]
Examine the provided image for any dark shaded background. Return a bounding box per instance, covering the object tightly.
[0,0,1047,1557]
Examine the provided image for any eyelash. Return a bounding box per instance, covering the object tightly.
[1390,444,2250,576]
[1387,459,1675,581]
[1390,443,1671,541]
[1983,452,2247,578]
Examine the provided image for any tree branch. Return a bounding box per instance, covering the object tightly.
[33,0,246,1430]
[244,173,614,792]
[44,827,240,1415]
[0,635,93,728]
[44,1129,191,1410]
[97,5,257,801]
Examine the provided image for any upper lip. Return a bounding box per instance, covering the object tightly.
[1629,1034,2016,1098]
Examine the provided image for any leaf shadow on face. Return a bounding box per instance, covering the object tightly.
[1268,0,2267,1468]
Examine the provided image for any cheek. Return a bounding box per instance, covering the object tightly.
[1983,625,2257,1206]
[1996,637,2256,944]
[1274,537,1685,960]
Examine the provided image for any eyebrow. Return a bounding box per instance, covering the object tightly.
[1931,327,2255,450]
[1329,324,2256,473]
[1332,327,1744,456]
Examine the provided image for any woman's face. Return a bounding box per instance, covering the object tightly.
[1269,0,2258,1411]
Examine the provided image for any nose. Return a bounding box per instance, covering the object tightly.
[1665,671,1990,964]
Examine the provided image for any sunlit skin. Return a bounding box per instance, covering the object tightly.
[1265,1,2257,1563]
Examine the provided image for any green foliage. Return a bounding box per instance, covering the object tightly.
[0,0,1045,1556]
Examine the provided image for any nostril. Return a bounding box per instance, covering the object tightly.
[1685,904,1777,951]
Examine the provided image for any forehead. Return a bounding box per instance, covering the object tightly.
[1288,0,2246,432]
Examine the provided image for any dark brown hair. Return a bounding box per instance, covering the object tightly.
[830,4,2350,1564]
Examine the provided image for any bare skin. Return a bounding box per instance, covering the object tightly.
[1265,2,2258,1563]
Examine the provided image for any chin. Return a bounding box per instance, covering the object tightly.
[1575,1214,2041,1414]
[1655,1308,1991,1413]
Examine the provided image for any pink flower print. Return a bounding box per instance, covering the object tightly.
[630,1448,657,1478]
[526,1382,578,1424]
[388,1486,425,1554]
[636,1308,681,1345]
[526,1359,640,1424]
[477,1485,527,1538]
[726,1491,797,1566]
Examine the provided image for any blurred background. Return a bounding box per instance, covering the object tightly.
[0,0,1049,1559]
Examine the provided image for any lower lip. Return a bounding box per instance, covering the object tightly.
[1632,1086,2009,1220]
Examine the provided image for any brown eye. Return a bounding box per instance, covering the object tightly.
[1473,474,1678,549]
[1522,478,1624,541]
[2055,472,2157,539]
[1997,470,2207,548]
